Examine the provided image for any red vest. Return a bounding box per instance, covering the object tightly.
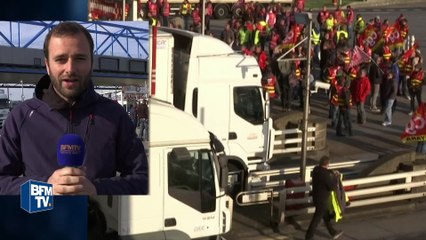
[265,75,278,99]
[206,4,213,16]
[162,2,170,16]
[192,10,201,25]
[267,12,276,28]
[149,2,158,17]
[410,70,425,90]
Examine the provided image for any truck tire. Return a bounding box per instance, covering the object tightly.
[214,4,229,19]
[232,6,243,18]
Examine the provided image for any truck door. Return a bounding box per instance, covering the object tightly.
[164,147,224,239]
[193,84,230,152]
[229,86,267,163]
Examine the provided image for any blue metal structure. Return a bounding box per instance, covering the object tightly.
[0,21,149,59]
[0,21,150,88]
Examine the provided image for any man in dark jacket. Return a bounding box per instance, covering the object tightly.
[306,156,343,240]
[369,56,383,112]
[0,22,148,195]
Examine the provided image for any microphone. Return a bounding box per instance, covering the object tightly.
[57,134,85,167]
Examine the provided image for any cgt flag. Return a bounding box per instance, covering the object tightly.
[401,102,426,143]
[348,46,371,69]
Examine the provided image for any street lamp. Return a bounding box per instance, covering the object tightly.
[294,12,313,182]
[20,80,24,101]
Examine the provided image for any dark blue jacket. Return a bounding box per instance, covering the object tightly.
[0,75,148,195]
[311,166,337,207]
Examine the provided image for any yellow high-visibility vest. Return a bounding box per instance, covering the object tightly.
[326,16,335,31]
[312,29,320,45]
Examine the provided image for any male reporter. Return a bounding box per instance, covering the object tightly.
[0,22,148,195]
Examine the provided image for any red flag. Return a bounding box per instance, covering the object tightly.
[385,22,405,49]
[401,103,426,143]
[362,24,380,49]
[348,46,370,69]
[400,42,419,63]
[282,25,300,49]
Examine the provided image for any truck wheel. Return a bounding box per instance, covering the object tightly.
[232,6,243,18]
[214,4,229,19]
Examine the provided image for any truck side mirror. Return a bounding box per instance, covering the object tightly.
[218,155,228,189]
[209,132,224,153]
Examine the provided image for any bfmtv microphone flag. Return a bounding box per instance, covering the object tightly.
[21,180,54,213]
[57,134,85,167]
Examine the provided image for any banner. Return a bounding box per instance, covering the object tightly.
[384,23,404,50]
[281,25,300,49]
[363,25,382,49]
[401,102,426,143]
[348,46,370,69]
[400,42,418,63]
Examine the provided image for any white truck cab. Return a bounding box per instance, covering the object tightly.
[92,99,232,240]
[152,28,274,196]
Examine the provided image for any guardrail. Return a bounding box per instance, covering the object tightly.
[276,169,426,224]
[273,127,317,155]
[248,156,377,190]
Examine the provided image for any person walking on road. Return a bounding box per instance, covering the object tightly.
[306,156,344,240]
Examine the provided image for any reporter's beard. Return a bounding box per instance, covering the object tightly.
[51,73,91,103]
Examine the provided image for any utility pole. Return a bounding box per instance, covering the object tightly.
[201,0,205,35]
[299,12,312,182]
[20,80,24,101]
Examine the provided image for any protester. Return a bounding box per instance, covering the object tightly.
[351,68,371,124]
[380,71,398,126]
[306,156,344,240]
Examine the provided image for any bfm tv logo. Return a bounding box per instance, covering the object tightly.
[20,180,54,213]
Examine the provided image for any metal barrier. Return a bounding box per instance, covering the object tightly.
[277,169,426,224]
[273,127,317,155]
[248,156,377,190]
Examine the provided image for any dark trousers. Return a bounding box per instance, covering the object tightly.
[183,15,191,30]
[336,108,352,136]
[162,15,169,28]
[282,85,292,110]
[409,88,422,112]
[205,15,211,31]
[306,203,337,240]
[399,74,409,97]
[356,102,366,124]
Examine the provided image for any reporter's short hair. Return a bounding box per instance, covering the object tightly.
[43,21,94,62]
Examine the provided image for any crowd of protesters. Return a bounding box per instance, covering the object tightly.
[141,0,424,136]
[213,2,424,137]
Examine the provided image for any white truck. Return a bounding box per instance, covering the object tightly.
[151,27,326,198]
[151,27,275,197]
[166,0,293,19]
[92,98,233,239]
[0,89,11,128]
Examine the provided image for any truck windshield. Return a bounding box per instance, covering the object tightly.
[233,87,264,125]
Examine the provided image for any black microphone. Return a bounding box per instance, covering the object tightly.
[57,134,85,167]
